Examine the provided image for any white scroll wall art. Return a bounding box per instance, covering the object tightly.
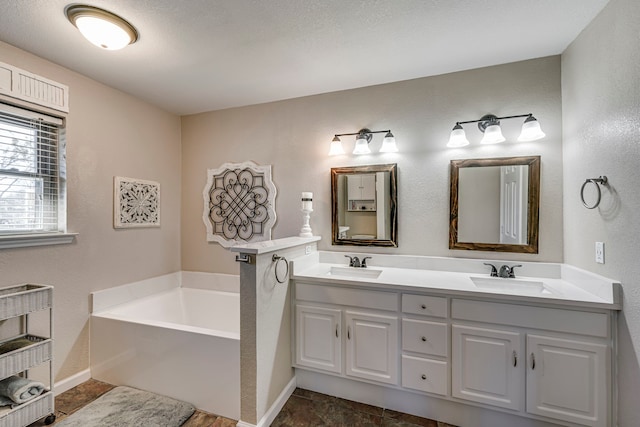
[114,176,160,228]
[202,161,277,248]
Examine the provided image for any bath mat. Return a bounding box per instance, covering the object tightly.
[55,386,195,427]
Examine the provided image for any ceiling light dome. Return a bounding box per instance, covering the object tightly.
[65,5,139,50]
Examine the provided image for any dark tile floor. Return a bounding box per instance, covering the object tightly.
[28,379,457,427]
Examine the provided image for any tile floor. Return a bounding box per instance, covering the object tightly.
[28,379,457,427]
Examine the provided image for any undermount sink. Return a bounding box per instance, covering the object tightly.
[327,266,382,279]
[470,276,552,295]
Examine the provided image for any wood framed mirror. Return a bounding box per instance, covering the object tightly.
[449,156,540,253]
[331,163,398,247]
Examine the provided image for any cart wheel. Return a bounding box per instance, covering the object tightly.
[44,413,56,425]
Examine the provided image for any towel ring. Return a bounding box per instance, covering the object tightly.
[272,254,289,284]
[580,176,608,209]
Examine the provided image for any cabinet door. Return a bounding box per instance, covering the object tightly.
[360,174,376,200]
[345,310,398,384]
[527,334,607,427]
[295,305,342,374]
[452,325,524,411]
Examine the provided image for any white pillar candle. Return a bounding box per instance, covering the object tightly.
[301,192,313,210]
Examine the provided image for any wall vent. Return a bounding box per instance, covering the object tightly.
[0,61,69,113]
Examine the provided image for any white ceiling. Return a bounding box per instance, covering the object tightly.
[0,0,609,115]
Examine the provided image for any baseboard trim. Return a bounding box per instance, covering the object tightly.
[236,376,296,427]
[53,368,91,396]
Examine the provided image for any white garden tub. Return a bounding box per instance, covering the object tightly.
[90,272,240,419]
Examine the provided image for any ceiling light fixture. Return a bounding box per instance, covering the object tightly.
[329,129,397,156]
[65,4,139,50]
[447,113,545,148]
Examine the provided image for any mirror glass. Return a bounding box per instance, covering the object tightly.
[450,156,540,253]
[331,164,397,247]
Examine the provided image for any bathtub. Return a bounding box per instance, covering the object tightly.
[90,272,240,420]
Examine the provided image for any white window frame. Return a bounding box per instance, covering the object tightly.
[0,102,75,249]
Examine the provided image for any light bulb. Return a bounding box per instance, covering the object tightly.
[480,123,505,144]
[352,135,371,155]
[518,116,546,142]
[328,136,345,155]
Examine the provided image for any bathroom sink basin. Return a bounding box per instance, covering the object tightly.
[470,276,551,295]
[328,266,382,279]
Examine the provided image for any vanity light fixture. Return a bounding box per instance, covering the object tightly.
[329,128,397,155]
[65,4,139,50]
[447,113,545,148]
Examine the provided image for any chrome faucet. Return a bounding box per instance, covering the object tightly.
[484,263,522,278]
[499,264,522,278]
[344,255,372,268]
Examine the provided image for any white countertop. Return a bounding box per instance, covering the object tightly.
[292,255,621,310]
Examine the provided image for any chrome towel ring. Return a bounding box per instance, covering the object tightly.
[580,176,608,209]
[272,254,289,284]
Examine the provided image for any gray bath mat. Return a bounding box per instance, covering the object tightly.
[55,386,195,426]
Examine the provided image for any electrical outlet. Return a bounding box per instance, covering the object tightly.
[595,242,605,264]
[305,245,312,255]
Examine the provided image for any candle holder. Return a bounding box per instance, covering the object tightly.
[300,192,313,237]
[299,207,313,237]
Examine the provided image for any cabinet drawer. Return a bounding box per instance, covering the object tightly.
[401,355,448,396]
[402,319,448,357]
[451,299,609,338]
[296,282,397,311]
[402,294,448,318]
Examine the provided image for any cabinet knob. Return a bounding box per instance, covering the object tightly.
[421,336,427,342]
[421,374,427,380]
[420,304,426,310]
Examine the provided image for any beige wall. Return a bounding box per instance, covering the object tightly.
[181,56,564,274]
[0,41,182,381]
[561,0,640,424]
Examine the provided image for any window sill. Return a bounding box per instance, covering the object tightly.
[0,233,77,249]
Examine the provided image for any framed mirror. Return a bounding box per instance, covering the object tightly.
[331,164,398,247]
[449,156,540,253]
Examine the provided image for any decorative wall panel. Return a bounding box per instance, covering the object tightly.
[202,161,277,248]
[113,176,160,228]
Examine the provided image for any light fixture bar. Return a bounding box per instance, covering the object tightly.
[455,114,533,126]
[334,129,390,138]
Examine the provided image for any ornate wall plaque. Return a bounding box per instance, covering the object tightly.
[202,161,277,248]
[113,176,160,228]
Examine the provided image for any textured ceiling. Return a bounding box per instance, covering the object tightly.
[0,0,609,115]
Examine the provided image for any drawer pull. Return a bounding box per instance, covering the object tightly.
[420,304,427,310]
[421,336,427,342]
[513,350,518,367]
[421,374,427,380]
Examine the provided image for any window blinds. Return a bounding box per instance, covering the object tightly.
[0,103,65,234]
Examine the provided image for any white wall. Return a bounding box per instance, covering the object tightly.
[561,0,640,424]
[181,56,564,274]
[0,41,182,381]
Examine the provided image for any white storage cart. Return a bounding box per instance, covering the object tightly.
[0,284,55,427]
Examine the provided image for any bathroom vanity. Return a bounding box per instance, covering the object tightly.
[291,252,620,427]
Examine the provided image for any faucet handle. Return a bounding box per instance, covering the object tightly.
[361,257,372,268]
[344,255,354,267]
[509,264,523,278]
[483,263,498,277]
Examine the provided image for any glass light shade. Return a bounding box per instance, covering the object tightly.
[518,117,546,141]
[66,6,138,50]
[446,125,470,148]
[379,131,398,153]
[352,136,371,155]
[480,123,506,144]
[328,136,345,155]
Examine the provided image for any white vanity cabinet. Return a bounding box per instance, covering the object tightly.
[292,275,616,427]
[451,299,611,427]
[294,282,399,385]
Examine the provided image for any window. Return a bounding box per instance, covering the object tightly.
[0,103,67,240]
